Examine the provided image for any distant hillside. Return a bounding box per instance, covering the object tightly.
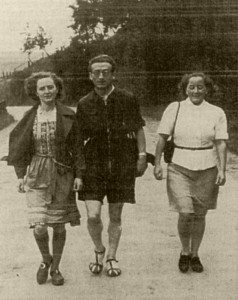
[0,51,46,74]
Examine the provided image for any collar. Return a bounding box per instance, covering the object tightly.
[95,85,115,102]
[184,97,207,109]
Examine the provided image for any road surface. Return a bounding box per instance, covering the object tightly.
[0,107,237,300]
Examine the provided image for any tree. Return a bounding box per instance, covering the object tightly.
[21,24,52,66]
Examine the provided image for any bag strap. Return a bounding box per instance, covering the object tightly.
[171,101,180,138]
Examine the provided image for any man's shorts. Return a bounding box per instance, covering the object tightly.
[78,171,136,204]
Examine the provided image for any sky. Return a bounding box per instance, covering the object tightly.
[0,0,77,72]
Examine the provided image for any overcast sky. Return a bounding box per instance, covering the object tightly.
[0,0,76,72]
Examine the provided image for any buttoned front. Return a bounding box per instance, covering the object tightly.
[158,98,228,170]
[77,88,145,174]
[76,87,145,203]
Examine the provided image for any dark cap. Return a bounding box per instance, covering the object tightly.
[88,54,116,72]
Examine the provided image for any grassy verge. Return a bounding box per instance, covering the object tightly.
[0,110,15,131]
[227,114,238,155]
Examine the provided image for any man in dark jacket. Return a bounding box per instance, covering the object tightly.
[76,55,147,277]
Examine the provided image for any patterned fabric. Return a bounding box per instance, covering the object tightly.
[8,103,85,179]
[25,108,80,227]
[33,119,56,156]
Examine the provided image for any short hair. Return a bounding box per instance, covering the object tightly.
[24,72,64,102]
[178,72,215,99]
[88,54,116,72]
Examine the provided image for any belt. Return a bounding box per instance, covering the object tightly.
[35,153,71,169]
[174,145,213,150]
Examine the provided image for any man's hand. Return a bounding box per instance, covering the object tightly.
[154,164,163,180]
[18,178,25,193]
[73,178,83,191]
[136,156,147,177]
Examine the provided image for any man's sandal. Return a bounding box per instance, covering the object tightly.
[89,247,106,275]
[106,258,121,277]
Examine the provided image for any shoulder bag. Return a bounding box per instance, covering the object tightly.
[163,102,180,163]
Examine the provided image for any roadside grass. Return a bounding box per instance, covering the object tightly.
[0,110,14,131]
[227,116,238,155]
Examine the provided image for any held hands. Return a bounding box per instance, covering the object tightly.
[215,170,226,186]
[154,164,163,180]
[136,156,147,177]
[73,178,83,191]
[18,178,25,193]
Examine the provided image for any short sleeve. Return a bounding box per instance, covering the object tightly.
[215,109,229,140]
[157,102,179,136]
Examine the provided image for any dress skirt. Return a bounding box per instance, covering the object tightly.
[25,155,80,228]
[167,163,219,214]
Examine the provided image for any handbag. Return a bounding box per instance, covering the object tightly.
[164,102,180,163]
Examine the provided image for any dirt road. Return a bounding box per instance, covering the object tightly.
[0,108,238,300]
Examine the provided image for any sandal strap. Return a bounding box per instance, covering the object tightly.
[106,258,118,263]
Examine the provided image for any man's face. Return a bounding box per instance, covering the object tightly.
[89,62,114,90]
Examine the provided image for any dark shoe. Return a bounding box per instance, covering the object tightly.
[178,254,191,273]
[36,257,52,284]
[89,247,106,275]
[50,270,64,286]
[106,258,121,277]
[190,256,204,273]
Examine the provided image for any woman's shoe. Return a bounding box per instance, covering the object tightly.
[178,253,191,273]
[36,256,52,284]
[106,258,121,277]
[190,256,204,273]
[50,269,64,286]
[89,247,106,275]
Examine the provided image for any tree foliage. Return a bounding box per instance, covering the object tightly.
[9,1,238,107]
[22,24,52,64]
[69,0,238,104]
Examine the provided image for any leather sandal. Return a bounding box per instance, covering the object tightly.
[36,256,52,284]
[106,258,121,277]
[89,247,106,275]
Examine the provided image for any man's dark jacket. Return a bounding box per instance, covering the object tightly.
[76,87,145,180]
[8,102,85,178]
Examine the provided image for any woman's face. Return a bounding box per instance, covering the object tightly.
[186,76,207,105]
[36,77,58,105]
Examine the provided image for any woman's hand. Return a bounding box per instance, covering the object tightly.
[215,170,226,186]
[154,164,163,180]
[136,156,147,177]
[73,178,83,191]
[18,178,25,193]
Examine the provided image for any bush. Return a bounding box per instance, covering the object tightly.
[0,110,15,131]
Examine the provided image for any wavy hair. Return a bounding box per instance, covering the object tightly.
[178,72,216,99]
[24,72,64,102]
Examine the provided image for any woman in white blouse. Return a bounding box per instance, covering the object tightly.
[154,73,228,273]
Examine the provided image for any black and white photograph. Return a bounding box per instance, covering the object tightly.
[0,1,238,299]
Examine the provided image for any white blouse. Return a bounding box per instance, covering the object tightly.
[157,98,228,170]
